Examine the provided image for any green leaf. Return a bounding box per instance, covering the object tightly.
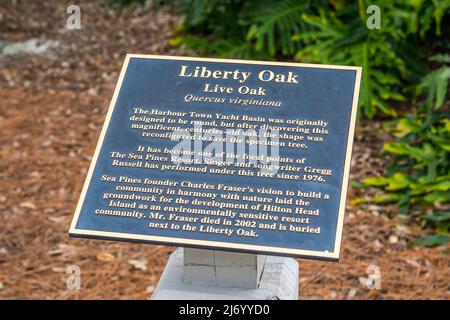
[393,118,422,137]
[409,235,450,247]
[363,176,389,187]
[351,180,369,189]
[384,142,433,162]
[385,173,411,191]
[373,193,401,204]
[424,191,450,203]
[422,211,450,223]
[349,197,368,205]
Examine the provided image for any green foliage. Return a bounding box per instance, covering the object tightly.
[359,56,450,245]
[416,54,450,112]
[170,0,322,60]
[293,2,409,118]
[171,0,449,118]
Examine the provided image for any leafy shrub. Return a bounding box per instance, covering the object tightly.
[171,0,449,118]
[357,55,450,246]
[170,0,320,60]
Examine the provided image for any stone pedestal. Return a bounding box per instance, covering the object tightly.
[151,247,299,300]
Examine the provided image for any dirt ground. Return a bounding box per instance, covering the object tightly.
[0,1,448,300]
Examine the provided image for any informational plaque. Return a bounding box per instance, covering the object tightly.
[69,55,361,260]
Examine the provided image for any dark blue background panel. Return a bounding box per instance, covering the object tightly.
[69,55,361,260]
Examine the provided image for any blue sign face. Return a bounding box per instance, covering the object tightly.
[69,55,361,260]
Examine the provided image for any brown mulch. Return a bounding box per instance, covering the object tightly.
[0,0,448,300]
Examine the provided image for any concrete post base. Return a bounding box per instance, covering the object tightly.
[151,248,299,300]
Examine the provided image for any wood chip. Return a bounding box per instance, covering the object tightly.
[96,252,116,262]
[19,201,36,209]
[128,259,147,271]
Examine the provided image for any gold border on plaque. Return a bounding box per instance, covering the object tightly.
[69,54,362,260]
